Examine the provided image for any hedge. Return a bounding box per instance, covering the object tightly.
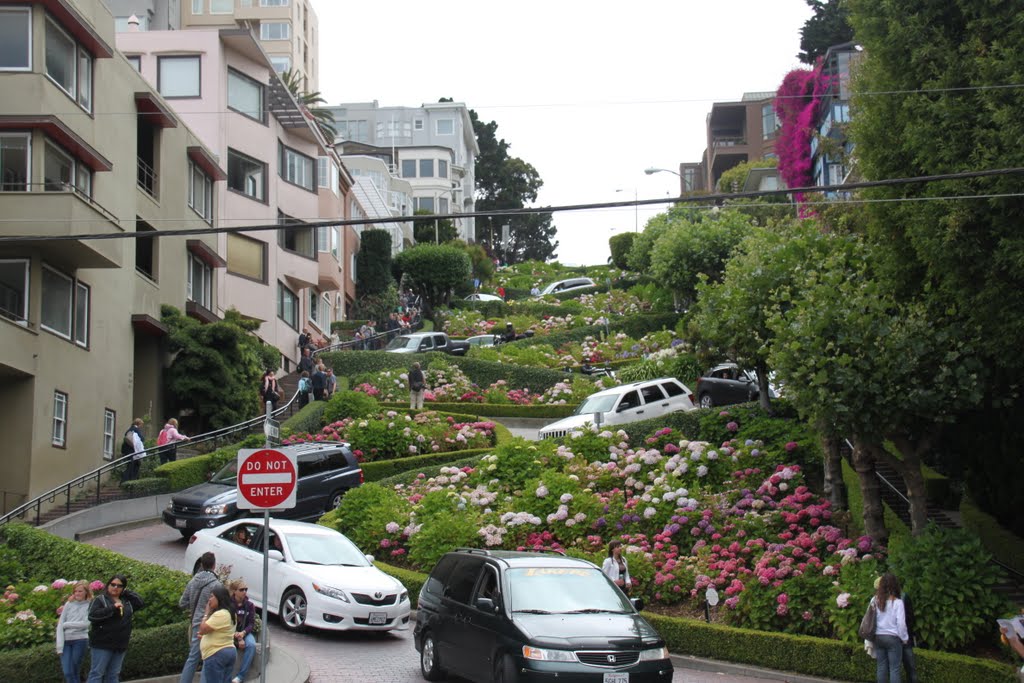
[378,401,577,419]
[371,453,487,489]
[375,561,426,609]
[362,449,492,483]
[281,399,329,435]
[121,476,170,497]
[960,495,1024,578]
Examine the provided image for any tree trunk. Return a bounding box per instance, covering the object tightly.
[820,433,848,510]
[755,361,773,413]
[889,433,933,536]
[851,436,887,543]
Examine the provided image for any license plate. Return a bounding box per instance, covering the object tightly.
[603,674,628,683]
[368,612,387,625]
[175,518,187,529]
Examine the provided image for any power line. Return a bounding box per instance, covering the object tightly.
[2,167,1022,243]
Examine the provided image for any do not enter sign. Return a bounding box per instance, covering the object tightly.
[237,448,297,510]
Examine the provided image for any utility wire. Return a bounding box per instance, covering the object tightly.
[1,167,1022,244]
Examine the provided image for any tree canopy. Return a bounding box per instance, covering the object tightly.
[392,243,471,314]
[798,0,854,64]
[413,209,458,245]
[355,228,394,298]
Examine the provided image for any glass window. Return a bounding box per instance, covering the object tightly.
[228,69,264,122]
[278,212,315,257]
[317,225,329,252]
[227,233,266,281]
[439,197,449,214]
[261,0,289,5]
[661,381,684,397]
[418,159,433,178]
[338,119,368,143]
[74,280,89,347]
[44,143,74,192]
[260,22,290,40]
[414,119,423,131]
[436,118,454,135]
[415,197,434,212]
[308,289,320,326]
[52,391,68,447]
[227,148,266,201]
[0,134,30,191]
[192,0,203,14]
[188,254,213,309]
[640,384,666,403]
[45,19,76,98]
[277,282,298,329]
[103,409,116,460]
[125,55,141,71]
[158,55,200,98]
[188,161,213,223]
[444,559,481,604]
[41,264,73,339]
[135,222,157,280]
[401,159,416,178]
[761,104,778,140]
[269,55,291,73]
[74,165,92,198]
[77,49,92,112]
[0,259,29,324]
[438,159,448,178]
[210,0,234,13]
[0,7,31,70]
[279,144,314,191]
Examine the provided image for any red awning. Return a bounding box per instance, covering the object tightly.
[130,313,167,337]
[186,239,227,268]
[135,92,178,129]
[187,146,227,181]
[0,115,112,172]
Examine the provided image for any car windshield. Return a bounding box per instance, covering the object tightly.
[575,394,618,415]
[386,336,419,351]
[507,567,632,614]
[210,460,238,485]
[285,532,371,566]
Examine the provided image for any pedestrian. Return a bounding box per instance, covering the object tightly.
[121,418,145,482]
[311,364,327,401]
[156,418,190,465]
[260,370,281,411]
[56,580,92,683]
[297,371,311,409]
[408,362,426,410]
[87,573,144,683]
[530,284,541,297]
[358,321,372,351]
[498,286,505,300]
[297,347,314,376]
[872,575,919,683]
[601,540,632,593]
[227,579,257,683]
[999,619,1024,681]
[872,572,909,683]
[178,552,220,683]
[325,368,337,398]
[197,585,237,683]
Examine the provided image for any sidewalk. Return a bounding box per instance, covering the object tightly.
[131,643,309,683]
[670,653,843,683]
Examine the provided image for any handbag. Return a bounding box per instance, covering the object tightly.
[858,601,877,641]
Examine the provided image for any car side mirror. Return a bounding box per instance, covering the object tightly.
[268,550,284,561]
[630,597,645,612]
[475,597,498,613]
[365,554,376,563]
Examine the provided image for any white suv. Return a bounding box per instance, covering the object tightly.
[540,277,596,296]
[538,377,697,439]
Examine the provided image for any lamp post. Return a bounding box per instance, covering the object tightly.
[644,167,689,193]
[615,188,638,232]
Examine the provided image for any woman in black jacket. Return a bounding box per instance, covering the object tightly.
[87,573,144,682]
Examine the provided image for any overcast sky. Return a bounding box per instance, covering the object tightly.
[312,0,813,266]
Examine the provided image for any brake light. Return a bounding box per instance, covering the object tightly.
[359,469,364,485]
[188,534,198,544]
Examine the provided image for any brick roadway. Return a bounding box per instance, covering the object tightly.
[87,522,781,683]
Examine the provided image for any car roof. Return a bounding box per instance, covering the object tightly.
[445,549,598,569]
[210,517,340,536]
[277,440,350,455]
[587,376,681,397]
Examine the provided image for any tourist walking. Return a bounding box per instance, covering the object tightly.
[408,362,425,410]
[56,581,92,683]
[197,585,236,683]
[601,540,632,593]
[87,573,144,683]
[121,418,145,482]
[178,552,220,683]
[325,368,337,398]
[260,370,281,411]
[297,371,312,409]
[311,364,328,401]
[157,418,190,465]
[227,579,257,683]
[872,572,909,683]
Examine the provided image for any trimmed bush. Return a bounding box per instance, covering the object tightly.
[120,476,170,496]
[378,402,577,419]
[321,390,380,424]
[153,434,263,492]
[372,454,487,489]
[361,449,492,483]
[374,561,426,608]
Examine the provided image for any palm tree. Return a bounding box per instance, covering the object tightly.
[279,69,336,142]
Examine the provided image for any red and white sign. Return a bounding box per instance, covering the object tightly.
[237,448,297,510]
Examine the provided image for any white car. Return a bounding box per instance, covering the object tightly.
[538,377,697,440]
[464,293,504,302]
[183,519,411,633]
[540,277,596,296]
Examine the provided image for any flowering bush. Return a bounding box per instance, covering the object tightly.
[0,581,92,648]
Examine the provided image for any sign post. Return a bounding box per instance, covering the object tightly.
[237,445,297,682]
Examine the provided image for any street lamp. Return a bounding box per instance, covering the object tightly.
[645,167,689,194]
[615,188,638,232]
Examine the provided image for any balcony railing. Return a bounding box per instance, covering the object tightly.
[137,158,158,198]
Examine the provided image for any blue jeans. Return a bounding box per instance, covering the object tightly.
[902,644,918,683]
[200,646,236,683]
[87,647,126,683]
[875,634,903,683]
[179,626,202,683]
[236,632,256,680]
[61,638,88,683]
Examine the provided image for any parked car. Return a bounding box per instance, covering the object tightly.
[162,441,362,537]
[464,334,502,348]
[694,363,778,409]
[184,519,411,633]
[540,277,596,296]
[414,548,673,683]
[385,332,470,356]
[538,377,696,440]
[465,293,504,302]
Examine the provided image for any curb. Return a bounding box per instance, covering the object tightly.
[670,653,843,683]
[76,516,166,542]
[128,644,309,683]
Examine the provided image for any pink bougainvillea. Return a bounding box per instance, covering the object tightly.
[774,64,832,213]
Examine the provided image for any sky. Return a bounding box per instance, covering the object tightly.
[311,0,814,266]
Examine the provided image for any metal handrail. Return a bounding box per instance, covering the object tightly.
[0,388,302,528]
[313,315,422,356]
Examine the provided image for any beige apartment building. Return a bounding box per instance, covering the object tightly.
[0,0,225,512]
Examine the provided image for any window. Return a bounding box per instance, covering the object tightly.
[74,280,89,347]
[188,161,213,222]
[661,381,685,398]
[227,233,267,281]
[640,384,666,403]
[210,0,234,13]
[278,211,315,258]
[317,156,337,190]
[135,221,157,280]
[0,7,32,71]
[319,292,331,327]
[0,259,29,324]
[438,159,448,178]
[414,197,434,212]
[52,391,68,447]
[191,0,203,14]
[125,55,141,72]
[279,143,314,191]
[227,148,267,201]
[158,55,200,98]
[269,55,291,73]
[41,264,72,338]
[228,69,264,122]
[260,22,290,41]
[277,282,298,329]
[45,19,76,97]
[77,49,92,111]
[445,559,481,604]
[418,159,433,178]
[317,225,330,252]
[338,119,368,143]
[436,118,454,135]
[0,133,30,191]
[261,0,289,5]
[44,142,72,192]
[414,119,423,131]
[762,104,779,140]
[103,409,116,460]
[401,159,416,178]
[308,289,320,327]
[188,254,213,309]
[439,197,449,214]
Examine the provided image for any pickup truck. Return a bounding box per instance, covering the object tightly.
[694,363,777,408]
[384,331,470,356]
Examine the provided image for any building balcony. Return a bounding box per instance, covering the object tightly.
[317,253,343,291]
[0,189,122,268]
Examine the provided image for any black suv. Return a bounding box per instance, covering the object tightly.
[414,549,673,683]
[162,441,362,536]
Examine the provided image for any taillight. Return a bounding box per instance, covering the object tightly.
[359,469,364,484]
[188,534,198,544]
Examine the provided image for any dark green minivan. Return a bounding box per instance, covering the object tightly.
[414,549,674,683]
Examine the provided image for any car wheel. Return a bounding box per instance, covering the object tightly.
[699,393,714,409]
[192,559,203,575]
[280,588,308,632]
[179,529,192,539]
[326,489,347,512]
[494,655,517,683]
[420,632,444,681]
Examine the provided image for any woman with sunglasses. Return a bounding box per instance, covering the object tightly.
[227,579,257,683]
[87,574,144,682]
[197,584,237,683]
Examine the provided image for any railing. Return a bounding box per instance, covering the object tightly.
[313,315,423,356]
[137,158,158,198]
[1,182,120,223]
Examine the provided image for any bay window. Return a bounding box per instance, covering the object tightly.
[228,69,265,122]
[188,161,213,222]
[279,143,314,191]
[0,259,29,324]
[277,282,298,329]
[187,253,213,309]
[227,148,267,201]
[227,233,267,281]
[0,134,30,191]
[0,7,31,71]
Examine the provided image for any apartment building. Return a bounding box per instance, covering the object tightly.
[103,0,318,88]
[0,0,224,511]
[325,101,479,243]
[339,150,414,254]
[116,25,351,370]
[810,43,860,195]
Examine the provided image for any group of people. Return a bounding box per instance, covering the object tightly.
[120,417,191,481]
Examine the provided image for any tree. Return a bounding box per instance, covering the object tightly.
[798,0,854,65]
[356,229,394,298]
[469,109,558,263]
[280,69,336,141]
[608,232,636,269]
[392,244,471,315]
[162,306,279,431]
[412,209,458,244]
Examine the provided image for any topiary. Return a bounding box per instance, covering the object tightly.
[323,390,381,424]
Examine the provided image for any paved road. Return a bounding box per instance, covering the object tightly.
[87,522,784,683]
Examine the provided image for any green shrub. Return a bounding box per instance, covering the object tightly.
[378,402,576,419]
[326,483,407,550]
[374,561,426,608]
[371,454,487,488]
[281,400,328,435]
[322,390,381,424]
[960,494,1024,578]
[361,449,492,482]
[154,436,261,491]
[406,490,482,568]
[121,476,170,496]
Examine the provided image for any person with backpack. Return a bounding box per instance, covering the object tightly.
[178,552,219,683]
[311,364,328,401]
[121,418,145,482]
[260,369,281,411]
[408,362,426,410]
[156,418,190,465]
[297,371,312,409]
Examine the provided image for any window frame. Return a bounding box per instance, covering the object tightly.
[76,47,92,112]
[103,408,116,460]
[418,159,433,178]
[157,55,201,99]
[187,253,213,309]
[401,159,416,178]
[44,16,77,101]
[125,55,141,71]
[0,258,30,324]
[260,21,291,41]
[269,55,291,73]
[74,279,89,348]
[260,0,289,5]
[0,6,32,72]
[226,232,268,283]
[191,0,203,15]
[435,118,454,135]
[52,390,68,448]
[210,0,234,14]
[227,68,266,123]
[40,263,73,339]
[277,281,299,330]
[438,159,448,178]
[188,160,214,223]
[279,142,315,192]
[227,148,268,203]
[0,132,31,192]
